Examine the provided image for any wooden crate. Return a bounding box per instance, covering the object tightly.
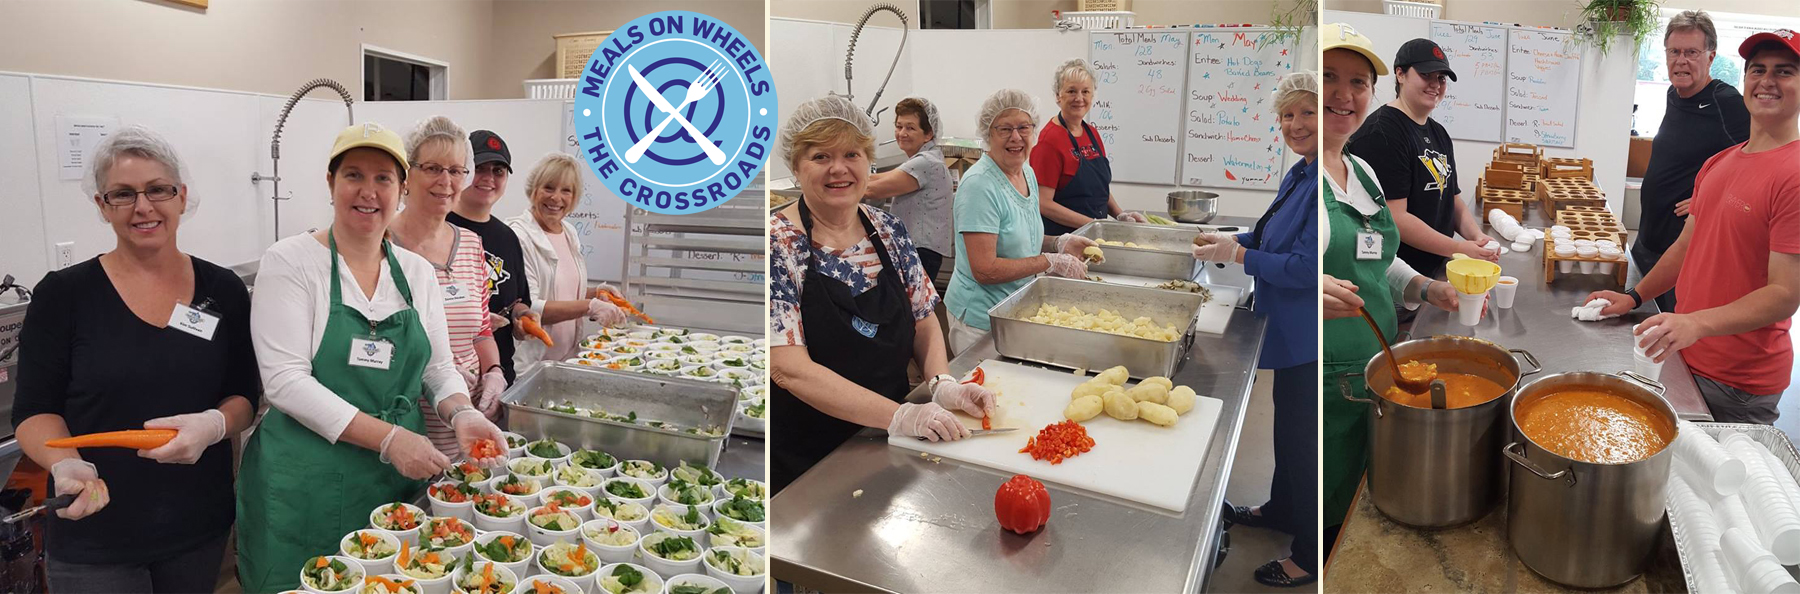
[1485,162,1526,190]
[1544,242,1628,286]
[1536,178,1606,217]
[1554,211,1627,245]
[555,30,612,79]
[1477,178,1533,219]
[1542,157,1594,180]
[1494,143,1543,166]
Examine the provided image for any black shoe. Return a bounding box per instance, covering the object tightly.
[1227,505,1272,529]
[1253,559,1317,588]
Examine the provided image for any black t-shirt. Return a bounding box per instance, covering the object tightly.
[12,257,260,565]
[1347,104,1463,276]
[447,211,533,382]
[1632,79,1751,270]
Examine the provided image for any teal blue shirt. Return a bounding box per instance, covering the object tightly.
[947,153,1045,331]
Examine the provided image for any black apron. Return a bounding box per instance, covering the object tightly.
[1041,114,1115,236]
[770,202,917,493]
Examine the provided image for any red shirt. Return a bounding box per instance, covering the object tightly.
[1675,139,1800,395]
[1030,118,1107,191]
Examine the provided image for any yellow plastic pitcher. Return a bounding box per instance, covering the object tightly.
[1445,253,1502,294]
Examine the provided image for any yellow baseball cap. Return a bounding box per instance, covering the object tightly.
[1322,23,1390,76]
[328,122,409,177]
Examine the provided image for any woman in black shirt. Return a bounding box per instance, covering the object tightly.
[12,125,259,593]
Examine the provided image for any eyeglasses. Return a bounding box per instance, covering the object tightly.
[413,163,470,178]
[993,125,1034,139]
[1666,48,1709,60]
[98,184,179,206]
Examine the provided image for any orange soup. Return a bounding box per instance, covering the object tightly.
[1516,389,1673,464]
[1384,372,1508,409]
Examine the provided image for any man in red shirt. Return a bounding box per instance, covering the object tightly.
[1594,29,1800,423]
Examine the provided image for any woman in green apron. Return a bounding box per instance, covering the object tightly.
[1319,25,1459,561]
[239,123,506,592]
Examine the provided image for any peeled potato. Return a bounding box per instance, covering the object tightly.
[1070,380,1112,401]
[1126,382,1169,405]
[1141,376,1173,391]
[1103,388,1139,420]
[1168,386,1197,415]
[1083,245,1104,261]
[1139,402,1178,426]
[1097,366,1130,386]
[1064,395,1104,422]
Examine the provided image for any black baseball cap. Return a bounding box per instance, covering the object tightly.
[470,130,512,172]
[1394,38,1458,81]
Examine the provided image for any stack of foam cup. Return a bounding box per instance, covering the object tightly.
[1577,245,1600,273]
[1723,435,1800,564]
[1598,245,1623,273]
[1634,323,1667,379]
[1723,527,1800,593]
[1747,442,1800,518]
[1674,419,1748,498]
[1669,475,1736,592]
[1555,243,1577,273]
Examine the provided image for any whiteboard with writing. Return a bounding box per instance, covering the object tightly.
[1506,29,1581,148]
[1088,31,1189,185]
[562,101,629,282]
[1180,29,1296,189]
[1428,22,1508,142]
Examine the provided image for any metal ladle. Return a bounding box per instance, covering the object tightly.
[1358,306,1438,395]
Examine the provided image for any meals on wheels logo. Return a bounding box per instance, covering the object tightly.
[573,11,777,215]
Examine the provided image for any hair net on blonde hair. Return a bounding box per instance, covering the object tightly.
[87,124,199,219]
[404,115,470,166]
[976,89,1039,139]
[1052,58,1097,96]
[894,97,942,137]
[780,95,875,168]
[1272,71,1320,114]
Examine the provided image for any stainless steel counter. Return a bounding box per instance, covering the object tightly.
[771,215,1270,593]
[1405,219,1710,420]
[715,435,766,482]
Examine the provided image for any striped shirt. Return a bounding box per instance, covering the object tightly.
[415,226,496,458]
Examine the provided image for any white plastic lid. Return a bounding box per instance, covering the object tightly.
[1577,246,1599,257]
[1555,244,1576,255]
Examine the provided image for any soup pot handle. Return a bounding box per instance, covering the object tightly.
[1504,442,1575,487]
[1338,372,1383,419]
[1511,349,1542,377]
[1615,370,1666,397]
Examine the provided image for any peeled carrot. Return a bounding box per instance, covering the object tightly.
[603,293,655,324]
[519,315,554,347]
[46,429,178,450]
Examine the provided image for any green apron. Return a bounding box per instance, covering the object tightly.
[1322,158,1399,529]
[237,234,430,592]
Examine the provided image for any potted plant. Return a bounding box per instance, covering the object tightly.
[1574,0,1661,56]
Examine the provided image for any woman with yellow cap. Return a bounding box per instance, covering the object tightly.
[237,123,506,591]
[1319,24,1459,558]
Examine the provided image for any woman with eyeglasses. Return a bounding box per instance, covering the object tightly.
[11,125,258,592]
[944,89,1100,354]
[237,123,506,591]
[506,152,628,370]
[387,116,507,458]
[1032,59,1148,236]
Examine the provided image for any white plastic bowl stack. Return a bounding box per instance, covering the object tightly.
[1674,420,1749,498]
[1723,435,1800,564]
[1667,476,1734,592]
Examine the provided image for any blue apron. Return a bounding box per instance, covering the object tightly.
[1042,114,1114,236]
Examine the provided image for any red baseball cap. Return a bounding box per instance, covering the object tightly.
[1738,29,1800,60]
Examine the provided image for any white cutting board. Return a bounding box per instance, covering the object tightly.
[1087,274,1240,336]
[888,360,1223,512]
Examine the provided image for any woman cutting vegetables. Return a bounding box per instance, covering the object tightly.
[1317,25,1458,561]
[239,122,506,592]
[506,152,629,370]
[12,125,259,592]
[768,95,997,493]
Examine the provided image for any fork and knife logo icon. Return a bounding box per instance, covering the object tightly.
[626,60,728,165]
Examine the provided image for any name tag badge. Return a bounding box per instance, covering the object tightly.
[1356,231,1383,260]
[168,302,220,341]
[441,282,470,305]
[349,335,395,370]
[850,316,880,338]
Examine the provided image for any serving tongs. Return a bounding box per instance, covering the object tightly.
[3,494,76,524]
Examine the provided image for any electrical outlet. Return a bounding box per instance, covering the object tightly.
[54,242,73,269]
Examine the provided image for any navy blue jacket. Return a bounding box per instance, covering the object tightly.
[1235,158,1319,370]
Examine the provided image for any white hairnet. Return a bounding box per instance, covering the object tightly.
[976,89,1039,139]
[1052,58,1097,96]
[897,96,942,137]
[780,95,875,167]
[1272,71,1320,113]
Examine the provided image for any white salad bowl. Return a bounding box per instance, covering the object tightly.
[369,502,428,549]
[448,559,519,594]
[337,530,401,578]
[615,463,669,488]
[661,573,733,594]
[525,504,586,547]
[701,547,768,594]
[298,555,365,594]
[580,518,643,564]
[427,482,478,522]
[469,529,535,579]
[649,503,714,541]
[595,563,662,594]
[637,532,705,579]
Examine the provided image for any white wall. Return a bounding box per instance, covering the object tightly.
[769,18,1320,219]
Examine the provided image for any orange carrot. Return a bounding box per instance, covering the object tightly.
[519,315,554,347]
[397,544,411,568]
[46,429,178,450]
[314,556,329,569]
[603,293,655,325]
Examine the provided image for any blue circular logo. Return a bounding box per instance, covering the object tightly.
[573,11,777,215]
